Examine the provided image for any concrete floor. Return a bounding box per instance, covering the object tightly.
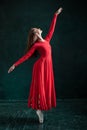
[0,99,87,130]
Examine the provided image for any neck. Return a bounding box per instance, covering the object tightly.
[38,36,44,42]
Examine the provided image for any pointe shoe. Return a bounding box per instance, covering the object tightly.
[36,110,44,123]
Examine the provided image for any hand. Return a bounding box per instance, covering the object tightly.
[8,65,15,73]
[55,7,63,15]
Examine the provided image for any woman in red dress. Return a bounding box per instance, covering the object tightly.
[8,7,63,123]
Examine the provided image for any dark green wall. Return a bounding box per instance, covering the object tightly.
[0,0,87,100]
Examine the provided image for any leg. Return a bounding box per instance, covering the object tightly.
[36,109,44,123]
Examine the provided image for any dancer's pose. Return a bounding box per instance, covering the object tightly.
[8,7,63,123]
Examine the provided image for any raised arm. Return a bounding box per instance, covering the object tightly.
[45,7,63,42]
[8,45,37,73]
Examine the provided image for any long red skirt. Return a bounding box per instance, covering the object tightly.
[28,56,56,110]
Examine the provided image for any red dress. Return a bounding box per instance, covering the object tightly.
[14,13,58,110]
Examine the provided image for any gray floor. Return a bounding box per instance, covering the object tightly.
[0,99,87,130]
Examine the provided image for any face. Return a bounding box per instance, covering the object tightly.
[38,28,43,35]
[32,28,42,36]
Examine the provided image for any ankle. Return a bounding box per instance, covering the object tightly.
[36,110,41,113]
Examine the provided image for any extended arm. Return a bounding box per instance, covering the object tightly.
[45,7,63,42]
[14,45,36,67]
[8,45,36,73]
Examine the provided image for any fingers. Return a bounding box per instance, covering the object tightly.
[59,7,63,12]
[8,70,10,73]
[8,67,13,73]
[8,65,15,73]
[59,7,63,10]
[8,69,11,73]
[55,7,63,15]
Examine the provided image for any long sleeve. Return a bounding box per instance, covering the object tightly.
[45,13,58,42]
[14,45,36,67]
